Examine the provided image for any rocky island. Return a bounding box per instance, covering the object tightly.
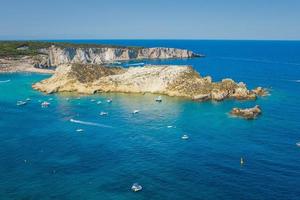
[230,105,262,119]
[33,63,267,101]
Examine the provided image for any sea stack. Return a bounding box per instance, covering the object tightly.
[230,105,262,119]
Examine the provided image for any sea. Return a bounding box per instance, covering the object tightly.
[0,40,300,200]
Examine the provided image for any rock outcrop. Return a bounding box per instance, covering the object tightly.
[252,87,269,96]
[32,64,266,102]
[230,105,262,119]
[46,46,201,66]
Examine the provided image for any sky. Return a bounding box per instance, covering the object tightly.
[0,0,300,40]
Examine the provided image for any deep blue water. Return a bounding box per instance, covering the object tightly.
[0,40,300,200]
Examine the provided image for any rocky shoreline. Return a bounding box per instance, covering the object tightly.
[32,64,268,101]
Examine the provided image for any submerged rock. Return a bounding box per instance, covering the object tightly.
[32,64,267,102]
[230,105,262,119]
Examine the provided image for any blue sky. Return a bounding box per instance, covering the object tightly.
[0,0,300,40]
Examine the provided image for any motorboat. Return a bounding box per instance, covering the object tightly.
[131,183,142,192]
[155,96,162,102]
[41,101,50,107]
[132,110,140,114]
[76,129,84,132]
[107,99,112,103]
[100,112,108,116]
[240,157,244,165]
[16,101,27,106]
[97,101,102,104]
[181,134,189,140]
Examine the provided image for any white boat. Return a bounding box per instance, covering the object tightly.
[107,99,112,103]
[131,183,142,192]
[181,134,189,140]
[96,101,102,104]
[296,142,300,147]
[155,96,162,102]
[132,110,140,114]
[26,98,31,101]
[76,129,84,132]
[90,99,96,102]
[16,101,27,106]
[100,112,108,116]
[41,101,50,107]
[167,125,173,128]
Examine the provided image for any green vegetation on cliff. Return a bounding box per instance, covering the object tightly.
[0,41,142,57]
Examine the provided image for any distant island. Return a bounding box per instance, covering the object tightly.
[0,41,267,102]
[0,41,201,73]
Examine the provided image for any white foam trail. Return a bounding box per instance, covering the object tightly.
[70,119,113,128]
[124,62,145,67]
[295,80,300,83]
[0,79,11,83]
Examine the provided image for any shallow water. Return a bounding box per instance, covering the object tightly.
[0,40,300,200]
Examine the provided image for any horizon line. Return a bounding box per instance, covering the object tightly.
[1,38,300,42]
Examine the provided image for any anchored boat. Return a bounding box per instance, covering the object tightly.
[155,96,162,102]
[132,110,140,114]
[131,183,142,192]
[181,134,189,140]
[100,112,108,116]
[41,101,50,107]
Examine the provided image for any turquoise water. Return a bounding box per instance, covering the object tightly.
[1,40,300,200]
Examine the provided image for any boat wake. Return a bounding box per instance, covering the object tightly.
[124,62,145,67]
[70,119,113,128]
[0,79,11,83]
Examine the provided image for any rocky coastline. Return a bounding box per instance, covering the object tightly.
[0,41,202,73]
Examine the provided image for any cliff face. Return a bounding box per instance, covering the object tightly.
[0,41,201,73]
[47,46,199,66]
[32,64,266,101]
